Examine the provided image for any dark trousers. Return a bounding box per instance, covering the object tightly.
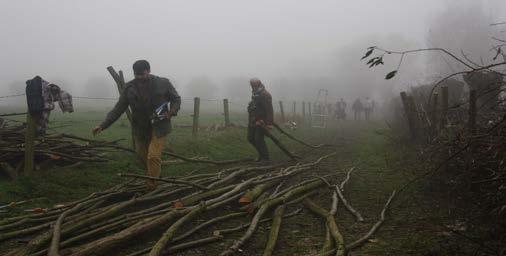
[247,125,269,160]
[354,111,361,120]
[365,110,371,121]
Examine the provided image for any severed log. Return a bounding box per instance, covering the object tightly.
[242,192,269,212]
[167,178,248,209]
[215,208,302,236]
[48,193,104,256]
[322,190,339,254]
[259,126,299,160]
[318,190,397,256]
[166,235,223,253]
[67,210,188,256]
[221,180,324,255]
[329,191,338,216]
[4,154,340,256]
[8,190,175,255]
[69,183,228,255]
[0,216,56,232]
[0,222,52,242]
[208,164,282,189]
[335,185,364,222]
[203,177,259,207]
[172,212,248,243]
[339,167,355,189]
[241,176,333,212]
[163,151,254,165]
[262,204,286,256]
[285,190,319,205]
[126,235,224,256]
[273,123,329,148]
[62,180,249,256]
[239,181,277,205]
[303,198,345,256]
[31,209,173,256]
[0,191,114,227]
[346,190,396,251]
[149,203,207,256]
[117,173,210,190]
[335,167,364,222]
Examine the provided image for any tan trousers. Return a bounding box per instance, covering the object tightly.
[134,129,166,189]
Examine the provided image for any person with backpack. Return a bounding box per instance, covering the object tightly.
[25,76,73,135]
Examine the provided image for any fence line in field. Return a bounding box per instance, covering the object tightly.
[0,93,25,99]
[0,91,321,133]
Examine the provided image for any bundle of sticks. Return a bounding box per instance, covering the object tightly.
[0,152,396,256]
[0,124,128,173]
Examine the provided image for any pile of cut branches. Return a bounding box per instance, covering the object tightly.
[0,124,128,174]
[0,152,396,256]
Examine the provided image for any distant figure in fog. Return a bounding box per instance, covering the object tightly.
[335,98,347,120]
[364,97,373,121]
[352,98,363,120]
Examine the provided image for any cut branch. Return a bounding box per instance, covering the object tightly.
[303,198,345,256]
[117,173,209,190]
[262,205,286,256]
[346,190,396,251]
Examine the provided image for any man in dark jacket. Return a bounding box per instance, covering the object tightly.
[247,78,274,162]
[92,60,181,189]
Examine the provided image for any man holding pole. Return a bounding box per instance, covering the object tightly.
[247,78,274,163]
[92,60,181,189]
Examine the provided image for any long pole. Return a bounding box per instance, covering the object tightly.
[24,113,36,174]
[193,97,200,138]
[223,99,230,127]
[279,101,285,123]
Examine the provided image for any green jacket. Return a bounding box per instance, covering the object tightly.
[100,75,181,138]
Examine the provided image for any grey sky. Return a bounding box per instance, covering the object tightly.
[1,0,505,103]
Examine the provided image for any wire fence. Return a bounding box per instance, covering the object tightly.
[0,91,310,129]
[0,92,254,127]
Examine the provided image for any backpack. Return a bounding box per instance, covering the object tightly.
[25,76,45,114]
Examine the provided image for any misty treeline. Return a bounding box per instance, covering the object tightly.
[360,1,506,254]
[4,1,502,111]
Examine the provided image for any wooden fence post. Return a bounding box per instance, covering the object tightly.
[192,97,200,138]
[24,113,36,174]
[279,101,285,123]
[223,99,230,127]
[430,92,439,134]
[400,92,416,140]
[308,103,312,126]
[407,95,418,136]
[440,86,450,171]
[302,101,306,124]
[468,90,477,135]
[292,101,296,119]
[440,86,449,129]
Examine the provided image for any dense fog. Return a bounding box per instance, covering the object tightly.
[1,0,505,108]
